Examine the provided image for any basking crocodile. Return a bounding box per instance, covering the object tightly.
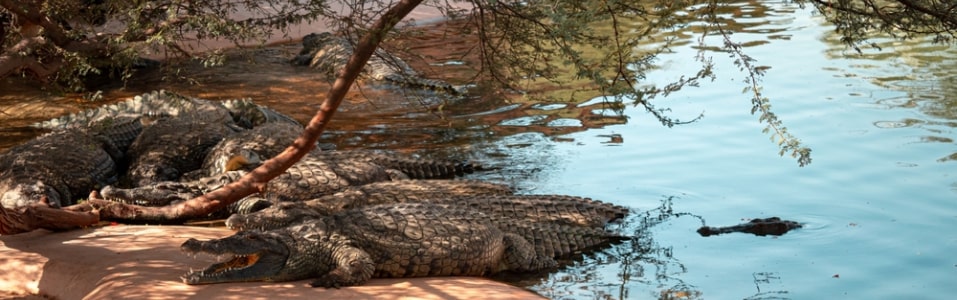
[227,186,628,232]
[182,202,625,287]
[292,32,462,95]
[31,90,303,187]
[33,90,300,131]
[0,127,118,211]
[697,217,802,237]
[186,121,323,180]
[100,154,395,208]
[124,116,239,187]
[226,179,517,230]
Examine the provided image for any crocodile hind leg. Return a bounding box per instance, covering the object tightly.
[501,233,558,272]
[309,246,375,288]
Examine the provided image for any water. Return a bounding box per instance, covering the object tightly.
[477,2,957,299]
[1,1,955,299]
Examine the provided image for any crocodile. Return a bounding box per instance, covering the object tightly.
[186,122,318,180]
[32,90,300,132]
[181,202,626,287]
[225,179,517,230]
[227,187,628,232]
[292,32,463,95]
[124,116,239,187]
[0,127,118,211]
[697,217,802,237]
[99,154,395,208]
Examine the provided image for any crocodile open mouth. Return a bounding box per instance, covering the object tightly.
[180,235,289,284]
[208,253,261,274]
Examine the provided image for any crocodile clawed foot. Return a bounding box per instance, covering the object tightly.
[309,277,342,289]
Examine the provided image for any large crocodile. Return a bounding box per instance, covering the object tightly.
[292,32,463,95]
[124,116,239,187]
[189,122,315,179]
[182,202,626,287]
[0,127,118,210]
[100,154,395,208]
[33,90,300,131]
[226,179,517,230]
[227,185,628,232]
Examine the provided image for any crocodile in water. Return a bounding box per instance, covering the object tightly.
[292,32,462,95]
[697,217,802,237]
[0,118,143,234]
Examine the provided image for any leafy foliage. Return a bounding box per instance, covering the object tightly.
[2,0,955,165]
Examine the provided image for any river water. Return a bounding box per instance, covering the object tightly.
[1,1,955,299]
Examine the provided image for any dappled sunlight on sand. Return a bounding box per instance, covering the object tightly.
[1,225,541,299]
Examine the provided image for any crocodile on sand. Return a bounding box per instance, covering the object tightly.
[292,32,463,95]
[182,202,626,287]
[30,90,303,187]
[0,128,119,210]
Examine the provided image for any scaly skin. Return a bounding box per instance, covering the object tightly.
[226,179,516,230]
[33,90,300,132]
[311,150,482,180]
[100,154,392,207]
[190,122,319,179]
[124,117,239,187]
[0,128,118,210]
[33,90,233,130]
[292,32,462,95]
[220,98,301,129]
[183,203,625,287]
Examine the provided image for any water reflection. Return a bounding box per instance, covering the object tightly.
[819,23,957,162]
[1,0,956,299]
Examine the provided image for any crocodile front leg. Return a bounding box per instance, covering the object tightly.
[310,244,375,288]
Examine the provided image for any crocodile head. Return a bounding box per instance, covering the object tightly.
[182,220,331,284]
[0,180,66,209]
[181,230,291,284]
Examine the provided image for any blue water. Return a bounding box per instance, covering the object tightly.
[1,1,954,299]
[454,2,956,299]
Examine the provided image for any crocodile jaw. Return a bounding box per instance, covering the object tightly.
[180,231,290,284]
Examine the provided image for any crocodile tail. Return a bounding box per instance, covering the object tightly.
[313,150,482,179]
[494,217,629,259]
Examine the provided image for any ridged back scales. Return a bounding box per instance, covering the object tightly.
[124,117,238,187]
[226,179,515,230]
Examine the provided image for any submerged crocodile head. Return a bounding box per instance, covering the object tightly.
[181,220,331,284]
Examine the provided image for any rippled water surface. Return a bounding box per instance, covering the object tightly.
[1,1,955,299]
